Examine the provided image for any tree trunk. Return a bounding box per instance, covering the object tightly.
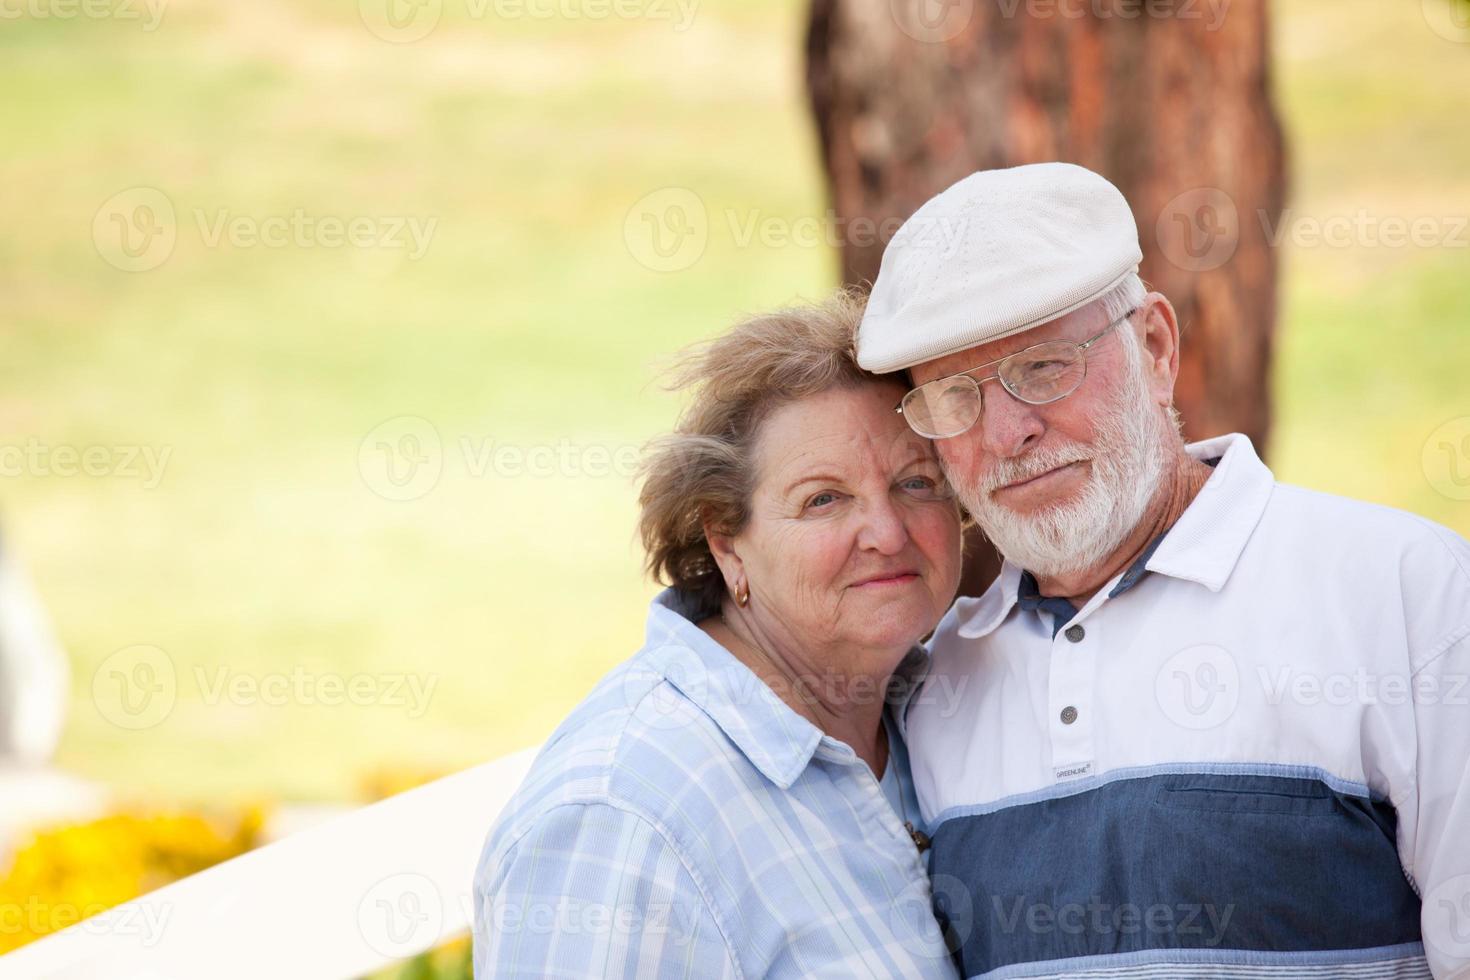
[806,0,1287,596]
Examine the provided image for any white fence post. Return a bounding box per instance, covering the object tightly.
[0,748,538,980]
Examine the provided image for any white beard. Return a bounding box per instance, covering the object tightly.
[953,349,1171,579]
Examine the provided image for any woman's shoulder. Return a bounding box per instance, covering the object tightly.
[484,647,751,860]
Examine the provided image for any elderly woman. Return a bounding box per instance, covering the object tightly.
[473,291,964,978]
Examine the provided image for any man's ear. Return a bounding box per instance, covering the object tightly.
[1138,292,1182,407]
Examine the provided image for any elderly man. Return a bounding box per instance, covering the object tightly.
[857,162,1470,979]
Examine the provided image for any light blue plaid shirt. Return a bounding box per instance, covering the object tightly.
[473,588,959,979]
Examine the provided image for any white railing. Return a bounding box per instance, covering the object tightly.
[0,748,538,980]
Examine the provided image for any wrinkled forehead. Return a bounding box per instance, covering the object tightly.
[908,302,1106,387]
[751,383,939,492]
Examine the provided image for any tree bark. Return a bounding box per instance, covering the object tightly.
[806,0,1287,596]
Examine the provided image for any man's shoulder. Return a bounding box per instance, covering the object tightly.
[1263,480,1470,576]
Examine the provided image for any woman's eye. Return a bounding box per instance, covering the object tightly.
[899,475,949,499]
[806,492,838,510]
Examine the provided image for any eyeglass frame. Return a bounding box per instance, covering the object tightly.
[894,307,1141,438]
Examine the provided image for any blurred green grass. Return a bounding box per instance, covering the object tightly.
[0,0,1465,803]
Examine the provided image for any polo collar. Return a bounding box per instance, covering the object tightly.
[957,432,1274,639]
[640,590,928,789]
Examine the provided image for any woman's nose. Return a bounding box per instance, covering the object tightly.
[856,497,908,555]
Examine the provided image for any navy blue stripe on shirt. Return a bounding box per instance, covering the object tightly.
[927,767,1421,978]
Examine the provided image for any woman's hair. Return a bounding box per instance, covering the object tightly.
[636,288,885,614]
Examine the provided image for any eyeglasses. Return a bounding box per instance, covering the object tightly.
[896,309,1138,439]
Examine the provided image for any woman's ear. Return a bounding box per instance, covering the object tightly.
[703,515,744,596]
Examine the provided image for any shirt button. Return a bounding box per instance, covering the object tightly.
[1060,706,1079,725]
[1064,624,1086,643]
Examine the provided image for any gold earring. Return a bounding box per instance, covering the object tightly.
[737,584,749,607]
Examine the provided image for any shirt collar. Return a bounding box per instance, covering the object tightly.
[640,589,931,788]
[957,432,1274,639]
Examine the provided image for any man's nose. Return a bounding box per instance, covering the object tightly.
[975,384,1045,459]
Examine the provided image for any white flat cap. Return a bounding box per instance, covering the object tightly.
[856,162,1142,373]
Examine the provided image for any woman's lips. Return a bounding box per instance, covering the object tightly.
[851,572,920,589]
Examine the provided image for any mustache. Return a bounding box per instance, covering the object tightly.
[980,443,1092,494]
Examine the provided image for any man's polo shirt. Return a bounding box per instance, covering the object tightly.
[905,433,1470,979]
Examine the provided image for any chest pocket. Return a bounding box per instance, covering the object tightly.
[1152,773,1344,817]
